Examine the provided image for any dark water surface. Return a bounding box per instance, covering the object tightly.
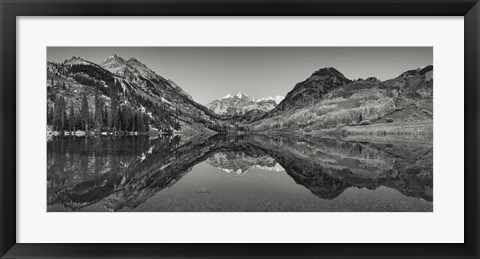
[47,134,433,212]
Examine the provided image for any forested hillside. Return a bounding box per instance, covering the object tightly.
[247,66,433,142]
[47,55,222,136]
[47,54,432,142]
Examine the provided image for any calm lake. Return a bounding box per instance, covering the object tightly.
[47,134,433,212]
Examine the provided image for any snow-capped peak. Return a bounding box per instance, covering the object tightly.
[256,96,285,104]
[105,54,124,61]
[207,92,283,116]
[101,54,126,65]
[220,92,252,100]
[236,92,248,98]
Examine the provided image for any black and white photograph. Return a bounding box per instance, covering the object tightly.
[46,47,433,212]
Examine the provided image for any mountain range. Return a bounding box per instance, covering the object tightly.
[206,92,284,116]
[47,54,433,141]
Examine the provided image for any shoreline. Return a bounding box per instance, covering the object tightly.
[47,119,433,146]
[246,119,433,146]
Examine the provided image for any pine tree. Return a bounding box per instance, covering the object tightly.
[61,98,66,132]
[137,112,146,133]
[52,99,61,131]
[143,114,149,132]
[103,106,109,131]
[94,91,102,133]
[109,96,118,132]
[117,108,122,131]
[122,106,131,132]
[131,109,136,132]
[69,106,75,133]
[53,97,66,134]
[136,112,142,133]
[47,106,54,125]
[81,94,89,132]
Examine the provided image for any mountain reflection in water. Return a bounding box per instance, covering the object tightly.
[47,134,433,212]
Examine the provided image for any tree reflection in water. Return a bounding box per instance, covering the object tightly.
[47,134,432,212]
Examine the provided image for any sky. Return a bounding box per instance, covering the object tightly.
[47,47,432,105]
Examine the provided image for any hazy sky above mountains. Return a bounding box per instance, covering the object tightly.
[48,47,432,105]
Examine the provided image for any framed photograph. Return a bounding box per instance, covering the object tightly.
[1,0,479,258]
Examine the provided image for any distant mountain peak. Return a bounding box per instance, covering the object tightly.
[106,54,124,61]
[220,92,251,100]
[101,54,126,65]
[217,92,284,103]
[235,92,250,99]
[312,67,346,78]
[100,54,133,77]
[207,93,284,116]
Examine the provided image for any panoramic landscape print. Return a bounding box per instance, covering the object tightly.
[47,47,433,212]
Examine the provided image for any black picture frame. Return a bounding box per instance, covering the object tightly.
[1,0,479,258]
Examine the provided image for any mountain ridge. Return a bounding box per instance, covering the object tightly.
[207,92,285,116]
[248,64,433,138]
[271,67,352,113]
[47,54,432,139]
[47,54,221,135]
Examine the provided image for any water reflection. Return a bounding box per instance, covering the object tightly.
[47,134,432,212]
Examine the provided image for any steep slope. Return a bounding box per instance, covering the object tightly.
[271,67,351,113]
[99,54,132,78]
[47,55,221,134]
[206,92,284,116]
